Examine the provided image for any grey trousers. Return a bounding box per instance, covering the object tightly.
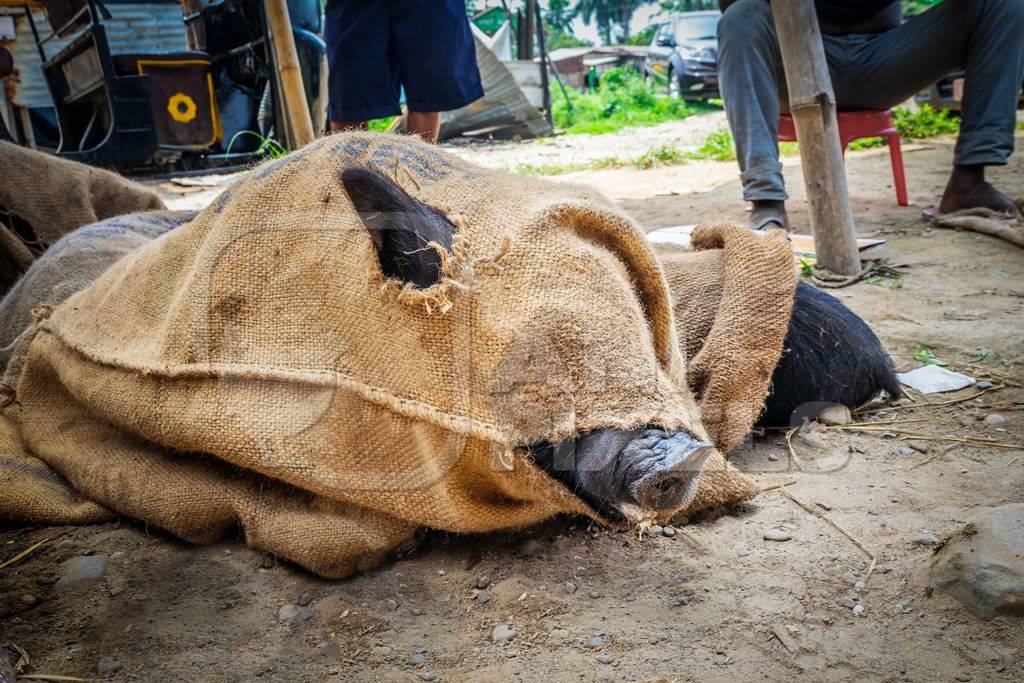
[717,0,1024,201]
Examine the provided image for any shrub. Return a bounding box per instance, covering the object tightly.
[551,66,703,135]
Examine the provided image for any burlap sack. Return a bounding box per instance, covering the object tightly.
[0,141,165,245]
[0,133,791,577]
[657,226,797,454]
[0,210,195,375]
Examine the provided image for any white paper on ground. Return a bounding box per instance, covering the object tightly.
[897,364,975,394]
[645,225,697,249]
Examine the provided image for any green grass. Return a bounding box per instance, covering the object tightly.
[846,104,961,150]
[681,129,800,163]
[551,67,713,135]
[507,102,963,176]
[369,117,396,132]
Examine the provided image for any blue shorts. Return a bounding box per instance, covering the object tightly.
[324,0,484,121]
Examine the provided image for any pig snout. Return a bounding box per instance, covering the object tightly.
[530,427,713,521]
[618,429,713,513]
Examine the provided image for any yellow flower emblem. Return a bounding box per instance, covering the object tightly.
[167,93,197,124]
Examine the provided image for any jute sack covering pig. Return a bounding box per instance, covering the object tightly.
[0,140,165,292]
[0,133,796,578]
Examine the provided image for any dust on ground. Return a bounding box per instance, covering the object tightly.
[2,122,1023,682]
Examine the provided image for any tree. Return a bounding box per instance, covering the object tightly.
[657,0,718,12]
[545,0,576,30]
[576,0,646,44]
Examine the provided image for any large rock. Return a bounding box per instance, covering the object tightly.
[929,504,1024,619]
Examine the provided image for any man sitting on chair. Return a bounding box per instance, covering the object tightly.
[716,0,1024,231]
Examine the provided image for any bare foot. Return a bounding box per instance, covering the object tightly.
[939,165,1018,215]
[748,200,790,231]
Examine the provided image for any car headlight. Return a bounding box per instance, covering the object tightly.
[676,46,699,61]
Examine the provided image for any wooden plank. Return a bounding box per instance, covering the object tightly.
[770,0,861,277]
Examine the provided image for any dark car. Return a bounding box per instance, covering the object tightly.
[643,11,721,101]
[917,69,1024,112]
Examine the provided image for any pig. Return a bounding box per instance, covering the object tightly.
[341,167,716,521]
[1,164,899,525]
[340,166,899,521]
[758,281,902,427]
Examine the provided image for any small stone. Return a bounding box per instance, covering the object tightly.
[260,554,276,569]
[278,604,299,621]
[737,549,751,557]
[108,582,125,597]
[597,653,616,664]
[96,657,122,676]
[852,604,865,616]
[386,598,399,611]
[977,380,994,390]
[370,645,389,656]
[409,652,426,666]
[644,525,664,538]
[298,609,314,622]
[662,526,676,538]
[879,519,891,528]
[854,580,866,590]
[57,555,109,587]
[475,577,491,590]
[839,596,857,609]
[491,623,516,643]
[815,403,852,426]
[589,590,604,599]
[912,533,940,547]
[418,672,437,682]
[984,414,1007,426]
[584,636,603,649]
[826,554,839,562]
[562,581,577,594]
[898,446,916,457]
[767,453,780,462]
[763,529,792,542]
[475,592,493,604]
[839,571,859,585]
[20,594,38,608]
[298,592,312,606]
[411,607,424,616]
[955,676,970,682]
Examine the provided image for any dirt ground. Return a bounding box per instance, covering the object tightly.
[2,129,1023,682]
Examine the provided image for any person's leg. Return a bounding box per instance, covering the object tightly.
[835,0,1024,214]
[324,0,401,130]
[389,0,483,144]
[405,112,441,142]
[717,0,790,229]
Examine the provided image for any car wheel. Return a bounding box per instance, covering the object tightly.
[668,68,681,99]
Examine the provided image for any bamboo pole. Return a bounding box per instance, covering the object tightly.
[770,0,860,276]
[262,0,315,148]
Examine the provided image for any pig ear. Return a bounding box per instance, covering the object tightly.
[340,166,456,289]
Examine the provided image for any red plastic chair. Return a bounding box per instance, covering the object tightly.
[779,109,909,206]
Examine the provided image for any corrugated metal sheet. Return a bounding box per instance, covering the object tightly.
[2,3,189,108]
[439,34,551,141]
